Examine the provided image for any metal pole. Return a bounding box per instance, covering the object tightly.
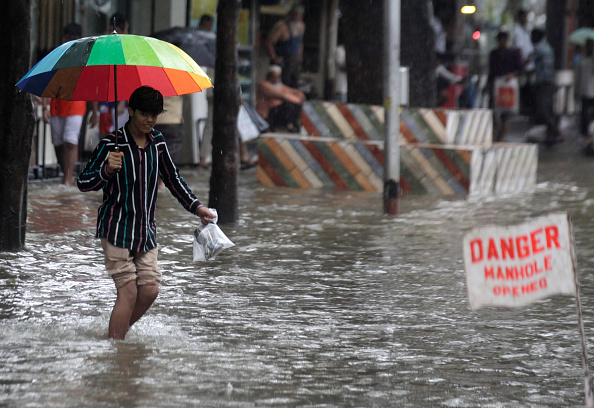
[42,117,47,179]
[114,63,119,151]
[569,216,594,408]
[383,0,401,215]
[577,288,594,408]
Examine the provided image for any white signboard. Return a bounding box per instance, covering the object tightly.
[463,213,577,310]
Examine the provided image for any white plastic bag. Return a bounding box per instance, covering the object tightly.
[193,209,235,261]
[237,105,260,142]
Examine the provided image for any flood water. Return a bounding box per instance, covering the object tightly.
[3,137,594,407]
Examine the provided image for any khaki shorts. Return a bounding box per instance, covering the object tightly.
[101,239,161,289]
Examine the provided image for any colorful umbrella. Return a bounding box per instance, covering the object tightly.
[17,33,213,148]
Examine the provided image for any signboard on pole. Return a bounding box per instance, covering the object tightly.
[463,212,576,310]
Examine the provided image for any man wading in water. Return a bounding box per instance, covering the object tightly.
[78,86,215,339]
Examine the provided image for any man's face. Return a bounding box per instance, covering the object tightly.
[128,107,159,134]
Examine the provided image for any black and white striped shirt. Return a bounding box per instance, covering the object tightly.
[77,124,203,252]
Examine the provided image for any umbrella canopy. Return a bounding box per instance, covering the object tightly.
[153,27,216,69]
[569,27,594,46]
[16,33,212,102]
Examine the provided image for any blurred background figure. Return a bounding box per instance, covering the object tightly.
[266,3,305,88]
[198,14,214,32]
[512,9,535,117]
[198,14,216,170]
[530,28,562,145]
[334,41,347,103]
[42,23,86,186]
[484,30,522,142]
[256,65,305,133]
[434,53,463,107]
[158,96,184,165]
[576,39,594,139]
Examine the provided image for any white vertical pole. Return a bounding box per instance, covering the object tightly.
[383,0,401,215]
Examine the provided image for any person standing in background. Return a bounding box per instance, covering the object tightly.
[158,96,184,166]
[428,0,447,55]
[512,9,535,116]
[484,30,523,142]
[334,42,347,103]
[530,28,562,145]
[576,39,594,139]
[266,3,305,88]
[42,23,86,186]
[197,14,216,170]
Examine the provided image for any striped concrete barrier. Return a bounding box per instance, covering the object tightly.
[301,101,493,147]
[257,133,537,196]
[257,101,537,196]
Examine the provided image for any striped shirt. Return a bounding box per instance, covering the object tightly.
[77,123,203,252]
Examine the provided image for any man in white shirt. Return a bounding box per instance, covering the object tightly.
[512,9,534,71]
[512,9,535,117]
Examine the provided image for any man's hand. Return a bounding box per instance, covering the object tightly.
[106,151,123,175]
[196,206,217,226]
[89,110,98,128]
[42,107,50,123]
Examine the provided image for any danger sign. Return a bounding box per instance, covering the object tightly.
[463,213,577,310]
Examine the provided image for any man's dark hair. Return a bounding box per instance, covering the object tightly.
[496,31,509,41]
[128,86,164,116]
[64,22,82,38]
[199,14,214,27]
[531,28,545,43]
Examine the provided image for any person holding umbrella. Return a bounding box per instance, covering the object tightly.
[17,30,214,339]
[77,86,216,340]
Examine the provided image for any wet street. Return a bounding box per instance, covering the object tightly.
[3,122,594,407]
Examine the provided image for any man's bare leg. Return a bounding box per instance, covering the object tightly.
[129,285,159,328]
[54,145,64,174]
[109,281,138,340]
[62,142,78,186]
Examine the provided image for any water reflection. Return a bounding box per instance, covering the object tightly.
[2,159,594,406]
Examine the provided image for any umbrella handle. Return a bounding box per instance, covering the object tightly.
[112,63,120,172]
[111,146,120,173]
[113,64,119,150]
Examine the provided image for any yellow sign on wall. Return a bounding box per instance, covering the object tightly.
[238,9,250,45]
[192,0,217,20]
